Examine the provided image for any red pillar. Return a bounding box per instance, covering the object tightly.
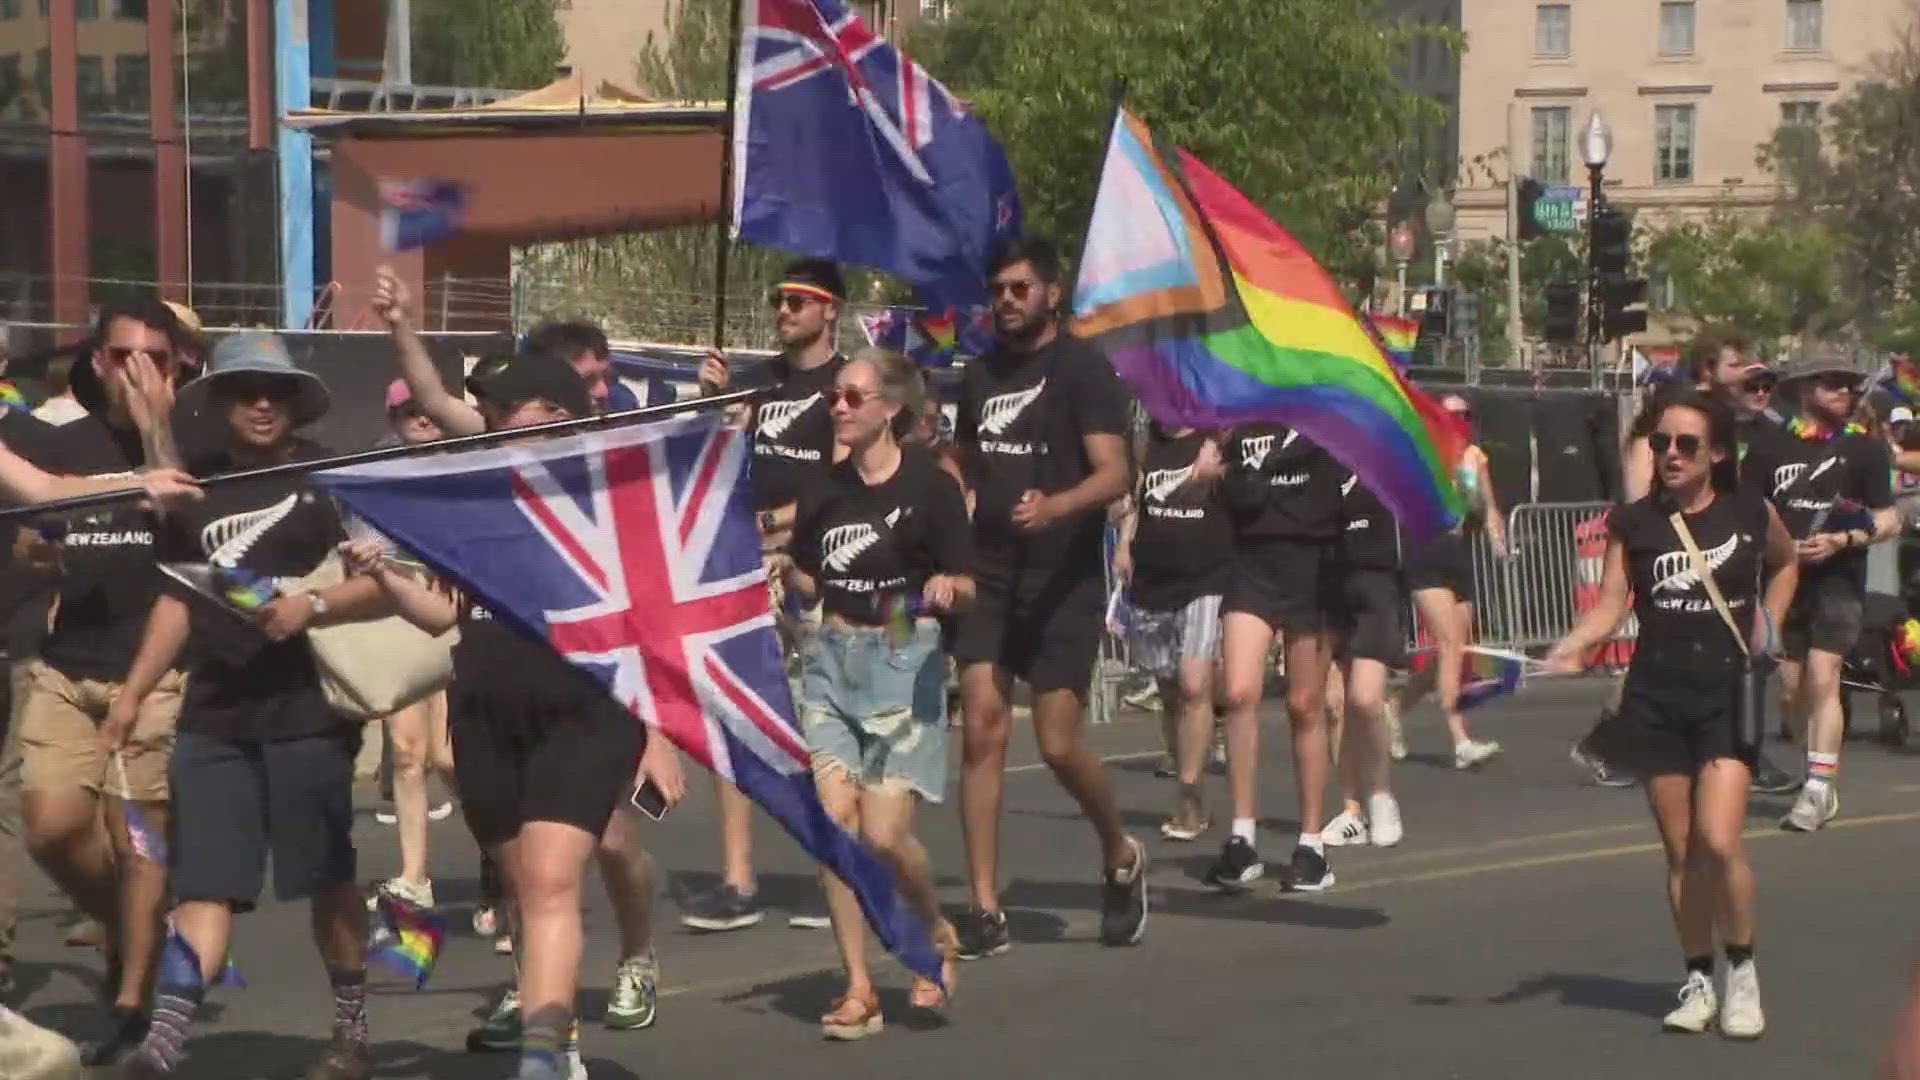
[246,0,274,152]
[150,0,187,300]
[48,0,88,327]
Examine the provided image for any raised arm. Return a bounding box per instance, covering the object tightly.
[372,266,484,437]
[339,539,459,634]
[1546,536,1631,670]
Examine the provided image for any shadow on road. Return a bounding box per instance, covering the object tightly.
[1001,878,1387,930]
[1481,972,1672,1018]
[717,966,955,1033]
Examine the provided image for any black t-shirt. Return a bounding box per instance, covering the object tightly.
[160,445,349,741]
[1341,471,1402,570]
[1741,423,1892,589]
[1131,431,1232,611]
[792,445,973,625]
[1220,424,1344,540]
[0,410,60,661]
[957,333,1133,589]
[750,354,845,513]
[1610,489,1769,685]
[451,596,622,731]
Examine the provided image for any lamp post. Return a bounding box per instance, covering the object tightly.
[1581,111,1612,352]
[1389,220,1416,317]
[1424,192,1457,288]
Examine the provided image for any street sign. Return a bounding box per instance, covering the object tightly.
[1531,186,1586,234]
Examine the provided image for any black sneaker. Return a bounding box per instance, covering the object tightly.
[1099,838,1149,947]
[785,895,831,930]
[678,884,764,932]
[953,906,1010,959]
[1281,845,1335,892]
[1752,753,1801,795]
[81,1006,150,1066]
[1204,836,1265,892]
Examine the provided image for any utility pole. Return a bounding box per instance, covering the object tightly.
[1505,103,1524,369]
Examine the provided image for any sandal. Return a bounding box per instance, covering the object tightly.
[1160,815,1211,842]
[821,991,883,1040]
[911,923,960,1010]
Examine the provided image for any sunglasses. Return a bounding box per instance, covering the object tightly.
[767,291,821,313]
[218,375,298,403]
[829,386,880,409]
[1743,378,1776,394]
[1816,374,1860,392]
[1647,431,1704,457]
[990,279,1036,301]
[104,345,173,366]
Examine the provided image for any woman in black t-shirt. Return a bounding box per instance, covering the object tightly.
[1547,390,1796,1041]
[787,349,972,1037]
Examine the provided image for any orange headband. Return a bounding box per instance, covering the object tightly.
[774,282,838,303]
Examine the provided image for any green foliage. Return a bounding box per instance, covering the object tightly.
[634,0,733,99]
[412,0,566,90]
[1443,234,1583,361]
[907,0,1457,276]
[1639,203,1844,342]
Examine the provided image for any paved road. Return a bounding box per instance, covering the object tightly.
[14,679,1920,1078]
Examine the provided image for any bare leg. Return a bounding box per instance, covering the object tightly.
[856,785,953,1006]
[508,823,597,1038]
[596,810,656,958]
[1031,686,1129,869]
[715,780,756,895]
[1219,612,1276,824]
[1801,648,1846,760]
[310,879,369,974]
[1342,657,1392,802]
[23,789,118,933]
[102,798,168,1008]
[1171,658,1215,831]
[1644,774,1713,958]
[959,662,1013,911]
[170,899,234,986]
[1691,757,1756,949]
[386,700,435,886]
[812,768,871,1000]
[1284,631,1332,835]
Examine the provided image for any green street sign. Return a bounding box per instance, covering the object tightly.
[1531,186,1585,234]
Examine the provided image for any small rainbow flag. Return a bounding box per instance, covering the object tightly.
[115,755,166,863]
[1072,109,1468,541]
[370,891,446,989]
[1361,313,1419,370]
[1456,649,1526,711]
[159,924,247,989]
[212,565,280,611]
[0,381,26,411]
[1883,355,1920,404]
[1894,619,1920,676]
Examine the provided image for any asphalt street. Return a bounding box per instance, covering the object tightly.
[13,678,1920,1078]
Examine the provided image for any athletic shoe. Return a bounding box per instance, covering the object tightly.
[1281,845,1335,892]
[1568,739,1634,787]
[786,898,832,930]
[953,907,1010,959]
[1322,810,1369,847]
[1209,730,1227,772]
[1366,792,1404,848]
[1752,754,1801,795]
[472,905,500,937]
[80,1006,148,1066]
[1661,970,1717,1033]
[677,885,764,932]
[1385,700,1408,761]
[467,986,522,1052]
[427,800,455,822]
[1152,754,1177,779]
[373,805,398,826]
[1159,815,1209,842]
[304,1034,373,1080]
[605,951,658,1030]
[365,877,434,912]
[1204,836,1265,892]
[1720,959,1765,1039]
[1453,739,1502,770]
[1781,784,1837,832]
[1124,685,1163,713]
[494,933,515,955]
[1098,837,1148,947]
[64,914,104,948]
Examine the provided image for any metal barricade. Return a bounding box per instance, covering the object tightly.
[1491,502,1638,654]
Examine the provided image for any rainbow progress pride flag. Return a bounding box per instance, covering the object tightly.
[1362,313,1419,370]
[1071,110,1467,539]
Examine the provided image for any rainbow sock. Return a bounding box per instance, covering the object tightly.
[1806,752,1839,791]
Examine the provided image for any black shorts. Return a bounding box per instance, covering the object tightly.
[953,572,1103,694]
[1405,531,1474,600]
[1336,567,1406,666]
[1589,670,1755,777]
[451,690,643,848]
[168,730,358,911]
[1781,570,1865,659]
[1223,537,1338,633]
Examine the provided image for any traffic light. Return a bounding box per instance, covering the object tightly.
[1589,206,1648,341]
[1591,206,1633,274]
[1452,290,1480,342]
[1544,282,1583,345]
[1418,286,1450,340]
[1516,177,1544,241]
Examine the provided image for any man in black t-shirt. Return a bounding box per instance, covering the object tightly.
[949,237,1147,957]
[680,258,851,933]
[1743,355,1897,832]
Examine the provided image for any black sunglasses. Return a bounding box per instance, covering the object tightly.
[1648,431,1703,457]
[1816,373,1861,392]
[990,279,1036,300]
[767,291,822,313]
[1743,377,1776,393]
[829,386,879,409]
[217,374,299,403]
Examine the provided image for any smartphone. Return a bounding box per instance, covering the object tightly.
[630,778,671,821]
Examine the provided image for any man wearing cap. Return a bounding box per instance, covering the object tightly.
[683,257,850,933]
[1744,354,1898,832]
[108,332,389,1079]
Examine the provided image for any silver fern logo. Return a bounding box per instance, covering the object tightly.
[1650,532,1740,594]
[1240,434,1275,469]
[979,381,1045,436]
[758,394,822,440]
[823,523,882,573]
[1145,465,1194,503]
[202,494,299,568]
[1340,474,1358,497]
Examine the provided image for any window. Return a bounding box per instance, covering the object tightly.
[0,56,19,115]
[75,0,97,17]
[1787,0,1822,50]
[115,0,148,17]
[1781,100,1820,126]
[114,53,146,113]
[1655,104,1696,182]
[33,46,48,108]
[1659,2,1695,54]
[1535,3,1571,56]
[76,55,106,113]
[919,0,950,18]
[1531,106,1571,184]
[0,0,18,19]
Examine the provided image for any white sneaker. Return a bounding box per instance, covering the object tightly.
[1781,784,1838,832]
[428,800,456,821]
[1720,959,1765,1039]
[1366,792,1404,847]
[1385,700,1408,760]
[365,877,435,911]
[1453,739,1502,770]
[1322,810,1369,847]
[1661,970,1717,1033]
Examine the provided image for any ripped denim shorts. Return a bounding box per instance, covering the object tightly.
[796,618,947,803]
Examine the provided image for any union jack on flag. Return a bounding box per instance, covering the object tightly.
[315,413,941,981]
[378,177,466,252]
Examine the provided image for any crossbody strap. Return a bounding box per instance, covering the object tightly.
[1668,510,1749,658]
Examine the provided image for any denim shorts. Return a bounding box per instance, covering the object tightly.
[797,619,947,803]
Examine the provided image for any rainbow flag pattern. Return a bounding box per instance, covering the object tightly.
[1884,355,1920,404]
[370,891,446,989]
[1456,649,1526,711]
[1071,110,1467,541]
[159,924,246,989]
[0,381,26,411]
[114,754,167,863]
[1361,313,1419,370]
[1894,619,1920,676]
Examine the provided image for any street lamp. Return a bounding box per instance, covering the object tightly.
[1424,192,1457,287]
[1581,111,1612,169]
[1389,221,1416,317]
[1581,110,1613,367]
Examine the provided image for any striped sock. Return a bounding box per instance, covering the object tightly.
[134,983,203,1071]
[518,1019,565,1077]
[1806,751,1839,792]
[330,969,369,1046]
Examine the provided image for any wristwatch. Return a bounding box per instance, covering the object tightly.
[307,592,330,618]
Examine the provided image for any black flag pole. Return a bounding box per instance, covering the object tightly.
[710,0,748,353]
[0,389,762,524]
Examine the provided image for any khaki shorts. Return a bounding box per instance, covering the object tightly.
[18,661,183,801]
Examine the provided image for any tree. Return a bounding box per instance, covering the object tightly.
[1638,203,1845,345]
[1440,233,1583,362]
[907,0,1456,277]
[412,0,565,90]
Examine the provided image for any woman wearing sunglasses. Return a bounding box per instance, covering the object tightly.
[786,349,972,1038]
[1547,390,1795,1040]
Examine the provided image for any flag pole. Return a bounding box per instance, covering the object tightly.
[0,389,762,523]
[710,0,748,353]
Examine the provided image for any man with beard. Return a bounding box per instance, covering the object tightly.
[681,259,849,932]
[948,237,1146,957]
[1743,356,1896,831]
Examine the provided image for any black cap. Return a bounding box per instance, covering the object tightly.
[774,257,846,301]
[470,351,591,419]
